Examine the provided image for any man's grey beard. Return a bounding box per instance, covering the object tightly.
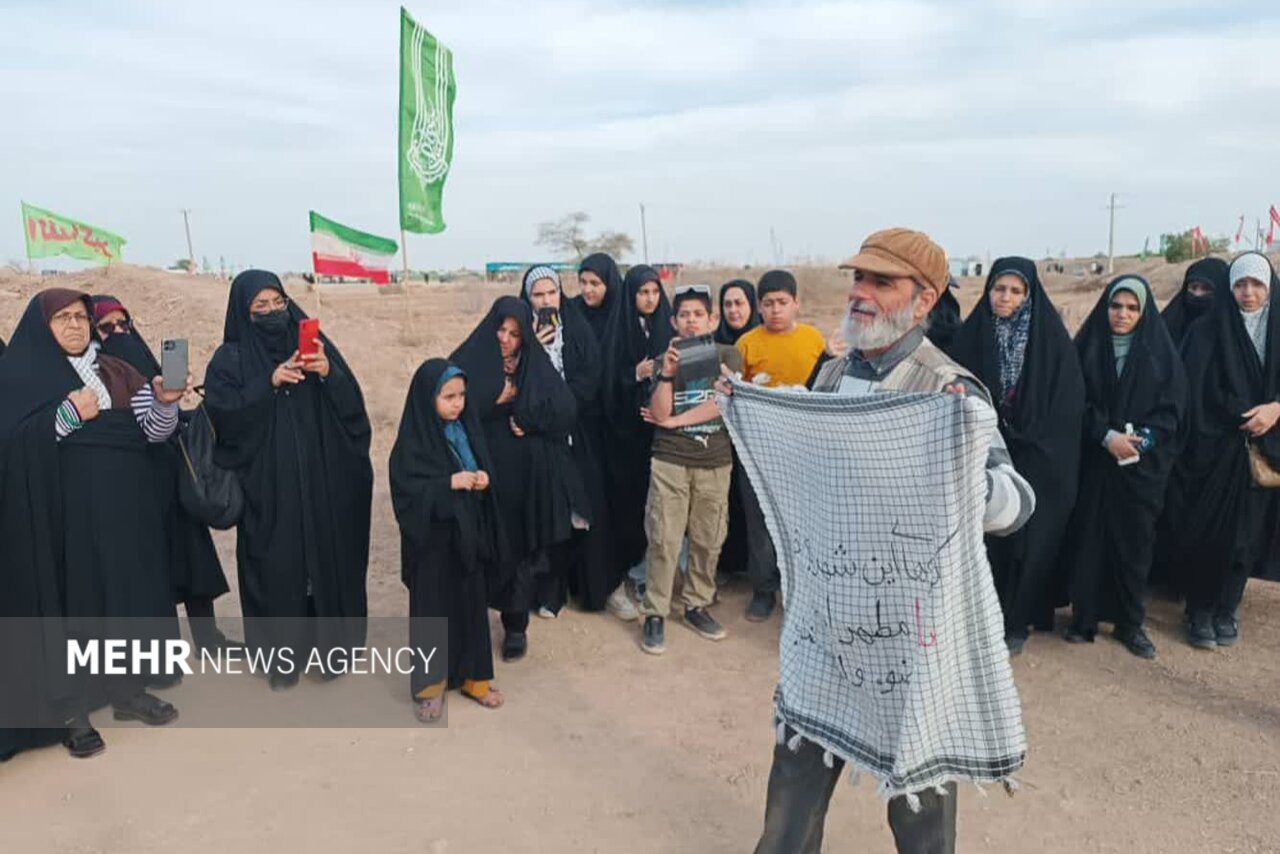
[841,298,920,352]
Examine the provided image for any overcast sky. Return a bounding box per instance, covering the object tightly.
[2,0,1277,273]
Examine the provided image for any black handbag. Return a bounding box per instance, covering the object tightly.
[176,393,244,529]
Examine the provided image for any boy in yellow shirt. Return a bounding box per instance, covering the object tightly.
[735,271,827,388]
[734,270,827,620]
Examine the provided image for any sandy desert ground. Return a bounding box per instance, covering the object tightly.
[0,260,1276,854]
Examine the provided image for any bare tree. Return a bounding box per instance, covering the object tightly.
[536,211,592,260]
[535,211,633,262]
[589,230,634,259]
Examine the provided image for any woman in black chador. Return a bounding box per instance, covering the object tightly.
[948,257,1086,654]
[1061,277,1186,659]
[89,295,232,651]
[599,265,672,585]
[450,296,582,662]
[204,271,372,690]
[1,289,188,760]
[1167,252,1280,650]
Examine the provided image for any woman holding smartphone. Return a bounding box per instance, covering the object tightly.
[0,288,190,759]
[204,270,373,691]
[517,266,622,617]
[89,295,233,654]
[450,296,583,661]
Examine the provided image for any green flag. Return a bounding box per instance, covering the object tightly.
[398,7,456,235]
[21,202,126,265]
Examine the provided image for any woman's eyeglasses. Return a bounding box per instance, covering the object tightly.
[96,319,132,335]
[250,296,290,314]
[50,310,90,328]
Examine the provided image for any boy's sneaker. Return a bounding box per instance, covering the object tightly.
[746,590,776,622]
[536,606,559,620]
[606,583,640,622]
[684,607,727,641]
[1213,612,1239,647]
[641,616,665,655]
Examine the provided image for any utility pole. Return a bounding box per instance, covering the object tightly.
[180,209,195,274]
[638,203,650,264]
[1106,193,1119,275]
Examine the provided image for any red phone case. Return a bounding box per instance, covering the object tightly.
[299,318,321,357]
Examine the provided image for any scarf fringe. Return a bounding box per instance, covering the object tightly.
[774,716,1022,804]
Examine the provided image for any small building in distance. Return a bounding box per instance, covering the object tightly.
[948,257,986,278]
[485,261,578,282]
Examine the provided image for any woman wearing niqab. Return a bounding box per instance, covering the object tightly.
[203,271,373,690]
[90,295,232,650]
[1167,252,1280,650]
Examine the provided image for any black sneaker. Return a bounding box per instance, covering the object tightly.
[746,590,776,622]
[1186,611,1216,650]
[684,607,727,641]
[1212,612,1239,647]
[502,631,528,662]
[1114,625,1156,660]
[642,616,665,655]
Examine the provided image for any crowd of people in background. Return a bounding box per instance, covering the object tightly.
[1,239,1276,775]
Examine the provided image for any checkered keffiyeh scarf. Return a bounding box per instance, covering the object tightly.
[67,342,113,410]
[721,384,1026,798]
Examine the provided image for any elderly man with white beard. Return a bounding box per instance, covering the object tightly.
[742,228,1036,854]
[813,228,1034,537]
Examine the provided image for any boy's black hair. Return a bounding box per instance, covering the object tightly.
[672,288,714,316]
[756,269,798,300]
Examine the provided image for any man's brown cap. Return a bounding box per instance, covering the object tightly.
[839,228,950,295]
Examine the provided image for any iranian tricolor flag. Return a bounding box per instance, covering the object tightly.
[309,211,398,284]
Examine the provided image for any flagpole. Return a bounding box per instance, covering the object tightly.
[312,246,323,320]
[401,229,409,282]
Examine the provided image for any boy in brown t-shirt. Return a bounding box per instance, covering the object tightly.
[637,285,743,654]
